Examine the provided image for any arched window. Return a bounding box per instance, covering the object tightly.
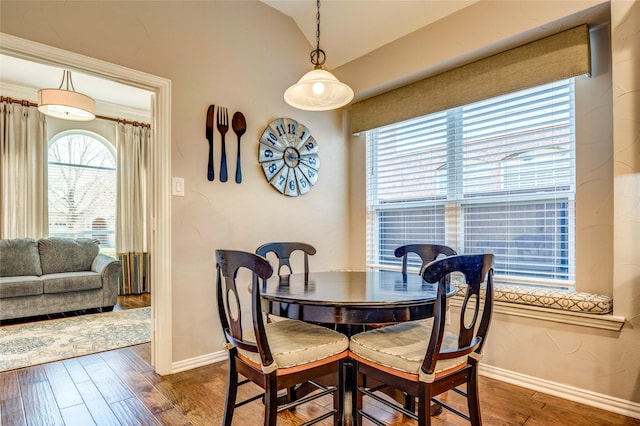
[47,131,116,256]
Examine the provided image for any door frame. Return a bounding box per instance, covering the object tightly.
[0,33,173,375]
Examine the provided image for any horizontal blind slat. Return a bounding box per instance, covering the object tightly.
[366,79,576,286]
[48,134,117,253]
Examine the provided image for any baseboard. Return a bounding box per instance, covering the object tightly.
[171,350,227,374]
[479,363,640,420]
[170,351,640,420]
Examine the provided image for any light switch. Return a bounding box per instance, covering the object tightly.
[172,177,185,196]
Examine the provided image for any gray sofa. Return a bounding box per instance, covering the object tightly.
[0,237,121,321]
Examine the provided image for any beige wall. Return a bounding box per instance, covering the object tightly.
[0,1,350,362]
[341,0,640,406]
[2,0,639,410]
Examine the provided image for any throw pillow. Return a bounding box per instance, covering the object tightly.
[0,238,43,277]
[38,237,100,274]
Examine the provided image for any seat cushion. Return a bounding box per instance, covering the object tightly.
[0,238,42,277]
[239,319,348,370]
[349,320,467,383]
[38,237,99,274]
[42,272,102,294]
[0,276,43,298]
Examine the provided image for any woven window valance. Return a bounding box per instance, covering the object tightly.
[350,24,591,134]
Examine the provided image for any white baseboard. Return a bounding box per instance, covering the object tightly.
[170,352,640,421]
[171,350,227,374]
[479,364,640,420]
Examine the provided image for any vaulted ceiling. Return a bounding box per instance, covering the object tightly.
[1,1,476,111]
[261,0,476,69]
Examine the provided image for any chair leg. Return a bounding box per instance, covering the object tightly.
[264,373,278,426]
[467,362,482,426]
[287,386,297,407]
[417,385,432,426]
[354,362,363,425]
[334,359,345,426]
[404,392,416,412]
[224,356,238,426]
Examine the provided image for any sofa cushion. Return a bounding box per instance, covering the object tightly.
[39,237,100,275]
[42,272,103,294]
[0,276,43,298]
[0,238,42,277]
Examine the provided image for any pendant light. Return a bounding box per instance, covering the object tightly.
[284,0,354,111]
[38,70,95,121]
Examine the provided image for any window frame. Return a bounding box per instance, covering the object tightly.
[46,129,117,256]
[365,79,577,289]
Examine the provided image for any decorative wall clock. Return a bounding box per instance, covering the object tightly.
[258,117,320,196]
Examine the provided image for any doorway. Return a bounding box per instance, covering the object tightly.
[0,33,173,374]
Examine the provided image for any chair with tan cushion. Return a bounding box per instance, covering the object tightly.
[394,243,457,275]
[255,242,320,402]
[349,253,494,425]
[256,241,316,278]
[371,243,456,333]
[216,249,348,426]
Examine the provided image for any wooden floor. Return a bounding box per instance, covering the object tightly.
[1,294,638,426]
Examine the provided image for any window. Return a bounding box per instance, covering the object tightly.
[48,131,117,256]
[366,79,575,289]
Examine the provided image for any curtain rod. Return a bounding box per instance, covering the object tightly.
[0,96,151,128]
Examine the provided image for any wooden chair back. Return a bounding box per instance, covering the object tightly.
[394,243,457,275]
[256,242,316,277]
[420,253,494,376]
[216,249,274,366]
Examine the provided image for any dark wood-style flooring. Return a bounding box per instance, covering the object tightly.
[1,294,638,425]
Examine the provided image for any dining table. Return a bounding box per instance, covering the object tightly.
[260,269,456,425]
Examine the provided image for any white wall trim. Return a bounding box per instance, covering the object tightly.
[171,350,227,374]
[0,81,39,102]
[480,363,640,420]
[150,75,172,376]
[0,32,173,375]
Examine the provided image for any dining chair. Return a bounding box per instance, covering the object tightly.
[255,242,323,403]
[255,241,316,321]
[256,241,316,278]
[394,243,457,275]
[349,253,494,425]
[216,249,348,426]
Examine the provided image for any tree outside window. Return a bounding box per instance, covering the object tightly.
[47,131,116,257]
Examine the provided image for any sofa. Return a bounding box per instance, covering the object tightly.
[0,237,121,321]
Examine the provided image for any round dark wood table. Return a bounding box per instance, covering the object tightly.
[261,270,455,425]
[261,270,453,327]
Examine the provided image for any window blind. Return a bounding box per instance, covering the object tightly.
[352,24,590,134]
[367,79,576,287]
[48,134,117,254]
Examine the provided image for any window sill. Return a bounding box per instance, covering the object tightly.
[449,297,625,331]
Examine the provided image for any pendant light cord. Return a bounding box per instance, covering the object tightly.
[58,70,76,92]
[310,0,326,68]
[283,0,354,110]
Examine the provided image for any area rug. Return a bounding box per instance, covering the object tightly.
[0,307,151,372]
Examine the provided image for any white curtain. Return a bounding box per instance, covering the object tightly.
[0,100,47,239]
[116,122,151,294]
